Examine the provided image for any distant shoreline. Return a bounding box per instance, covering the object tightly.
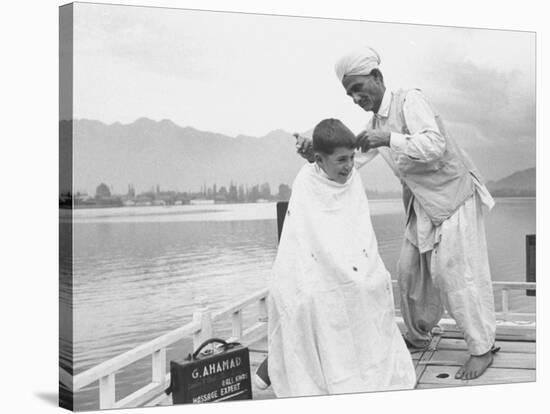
[60,196,535,210]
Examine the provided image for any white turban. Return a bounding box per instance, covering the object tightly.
[334,46,381,82]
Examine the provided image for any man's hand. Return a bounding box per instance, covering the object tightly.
[293,133,315,163]
[356,126,391,152]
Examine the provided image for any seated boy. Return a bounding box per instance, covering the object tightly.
[258,119,416,397]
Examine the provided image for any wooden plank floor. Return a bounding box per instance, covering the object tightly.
[247,327,536,399]
[413,327,536,389]
[157,323,535,405]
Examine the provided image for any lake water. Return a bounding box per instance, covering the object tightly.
[60,198,536,410]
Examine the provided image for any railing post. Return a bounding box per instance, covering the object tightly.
[99,373,116,409]
[258,296,268,322]
[192,298,213,350]
[232,310,243,339]
[526,234,536,296]
[152,348,167,385]
[501,288,510,321]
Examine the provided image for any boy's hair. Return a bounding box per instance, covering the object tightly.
[312,118,356,155]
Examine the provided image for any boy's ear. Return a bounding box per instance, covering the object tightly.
[313,153,323,163]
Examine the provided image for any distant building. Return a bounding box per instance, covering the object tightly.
[96,196,123,207]
[135,194,153,206]
[214,194,228,203]
[96,183,111,198]
[154,192,176,205]
[190,199,215,205]
[175,197,190,205]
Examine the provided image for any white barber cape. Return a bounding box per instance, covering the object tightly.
[267,163,416,397]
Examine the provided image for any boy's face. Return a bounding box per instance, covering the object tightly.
[316,147,355,184]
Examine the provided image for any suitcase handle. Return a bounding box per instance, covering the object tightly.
[192,338,239,360]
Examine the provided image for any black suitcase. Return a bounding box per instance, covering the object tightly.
[166,338,253,404]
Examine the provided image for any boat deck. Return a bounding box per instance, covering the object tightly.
[71,283,535,409]
[248,324,536,399]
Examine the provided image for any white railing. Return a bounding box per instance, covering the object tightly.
[62,280,535,409]
[65,288,268,410]
[390,280,536,323]
[491,281,536,322]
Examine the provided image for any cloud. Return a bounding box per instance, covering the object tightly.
[75,4,216,80]
[425,57,535,147]
[72,3,536,153]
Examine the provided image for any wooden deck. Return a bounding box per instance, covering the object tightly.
[248,324,536,399]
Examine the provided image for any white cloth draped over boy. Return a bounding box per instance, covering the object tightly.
[267,162,416,397]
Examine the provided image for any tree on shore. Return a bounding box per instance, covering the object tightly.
[278,184,291,201]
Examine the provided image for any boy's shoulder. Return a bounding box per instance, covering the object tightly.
[296,162,315,179]
[291,163,314,189]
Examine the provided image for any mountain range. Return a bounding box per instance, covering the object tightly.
[486,167,536,196]
[60,118,535,197]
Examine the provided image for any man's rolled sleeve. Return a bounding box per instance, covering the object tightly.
[390,90,446,162]
[389,132,409,153]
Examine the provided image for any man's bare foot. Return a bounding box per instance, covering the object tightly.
[402,333,431,350]
[455,351,493,380]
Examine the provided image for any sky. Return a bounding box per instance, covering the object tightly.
[70,2,536,185]
[73,3,535,138]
